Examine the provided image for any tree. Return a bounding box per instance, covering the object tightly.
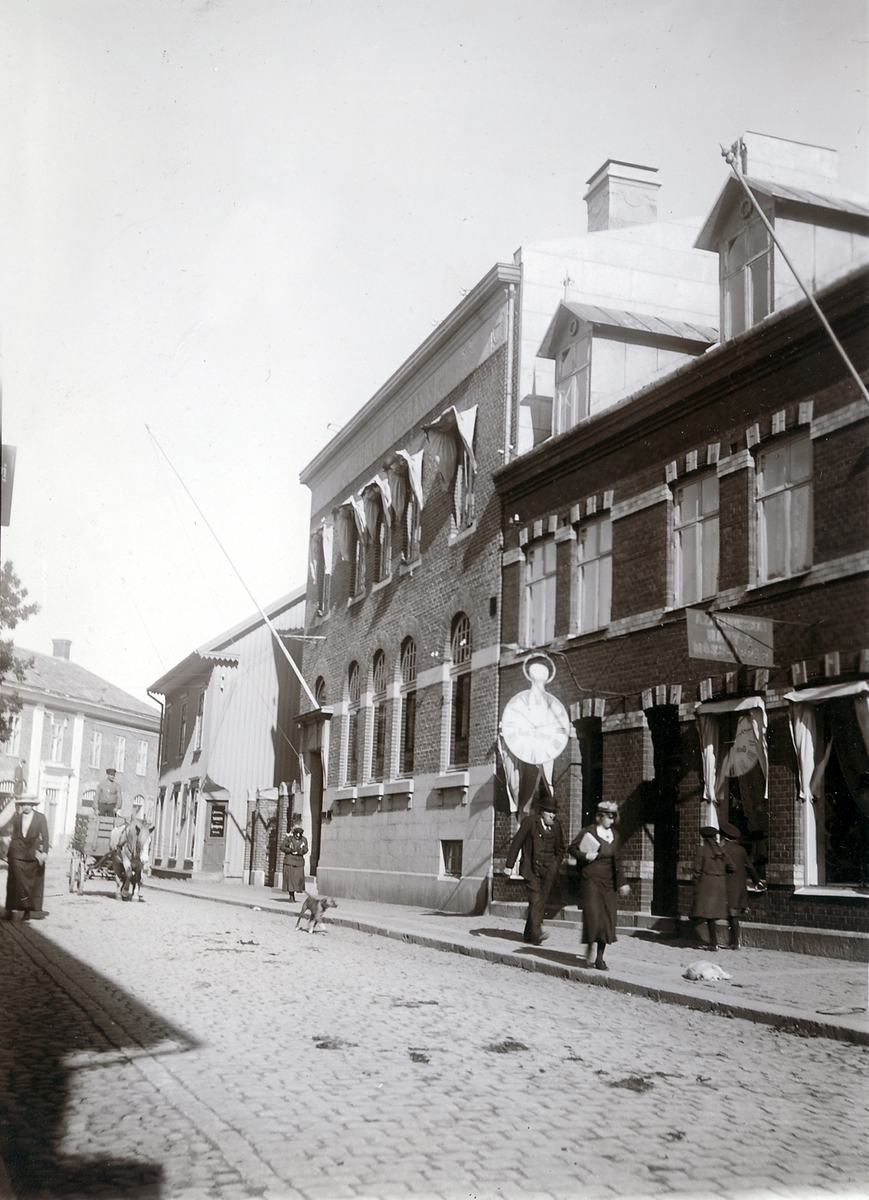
[0,562,39,744]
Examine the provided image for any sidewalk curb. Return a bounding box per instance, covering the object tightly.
[143,880,869,1046]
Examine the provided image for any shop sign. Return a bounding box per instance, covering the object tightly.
[687,609,774,666]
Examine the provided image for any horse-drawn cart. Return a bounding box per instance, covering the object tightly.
[68,811,118,894]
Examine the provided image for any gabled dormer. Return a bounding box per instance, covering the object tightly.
[695,131,869,341]
[538,300,716,434]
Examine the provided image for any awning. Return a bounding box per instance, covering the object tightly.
[784,681,869,704]
[696,695,766,715]
[333,495,366,560]
[423,405,478,485]
[361,474,392,535]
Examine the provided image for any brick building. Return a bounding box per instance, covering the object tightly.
[493,134,869,942]
[0,639,160,847]
[148,589,305,882]
[297,160,718,910]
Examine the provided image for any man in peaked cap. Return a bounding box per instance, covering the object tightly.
[502,790,566,945]
[4,795,49,920]
[94,767,122,817]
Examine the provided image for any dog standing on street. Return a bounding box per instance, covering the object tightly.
[295,893,337,933]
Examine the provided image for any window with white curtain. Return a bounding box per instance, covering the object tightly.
[757,436,812,581]
[2,713,21,757]
[525,537,556,647]
[49,714,67,763]
[114,735,126,773]
[136,740,148,776]
[675,474,719,605]
[576,516,612,633]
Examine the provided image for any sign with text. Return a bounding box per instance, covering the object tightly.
[686,608,774,666]
[209,806,226,839]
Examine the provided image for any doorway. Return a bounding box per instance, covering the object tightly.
[202,801,226,873]
[645,705,680,918]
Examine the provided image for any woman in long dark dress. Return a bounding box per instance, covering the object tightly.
[569,800,630,970]
[692,826,729,951]
[279,825,308,901]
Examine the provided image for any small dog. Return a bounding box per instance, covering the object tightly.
[295,893,337,933]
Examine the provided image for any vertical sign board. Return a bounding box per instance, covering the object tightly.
[686,608,774,666]
[209,805,226,838]
[1,445,16,526]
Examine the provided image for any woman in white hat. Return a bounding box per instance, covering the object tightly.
[569,800,630,970]
[4,794,49,920]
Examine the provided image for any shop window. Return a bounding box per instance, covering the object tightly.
[400,637,417,776]
[88,729,102,769]
[576,516,612,633]
[723,217,772,338]
[371,650,387,781]
[525,536,556,647]
[675,474,719,605]
[757,436,812,581]
[696,699,769,878]
[450,613,472,769]
[441,840,463,878]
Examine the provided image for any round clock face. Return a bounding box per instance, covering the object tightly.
[500,688,571,765]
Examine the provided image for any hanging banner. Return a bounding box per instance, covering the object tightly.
[687,609,774,666]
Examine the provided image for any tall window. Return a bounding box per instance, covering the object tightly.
[136,739,149,776]
[553,332,591,434]
[453,447,475,534]
[675,475,720,605]
[371,650,387,781]
[577,516,612,633]
[346,662,361,785]
[400,637,417,777]
[314,676,327,705]
[178,698,188,757]
[350,525,366,597]
[450,613,472,768]
[49,715,67,763]
[757,436,812,581]
[525,537,557,647]
[89,729,102,769]
[399,489,421,563]
[723,217,772,338]
[194,691,205,752]
[2,713,21,757]
[114,735,126,772]
[373,508,391,582]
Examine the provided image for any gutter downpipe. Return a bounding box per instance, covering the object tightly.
[147,688,165,838]
[723,142,869,411]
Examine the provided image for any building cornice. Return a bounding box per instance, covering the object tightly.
[11,685,161,731]
[300,262,521,487]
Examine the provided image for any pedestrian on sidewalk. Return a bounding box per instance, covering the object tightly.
[4,795,49,921]
[720,821,762,950]
[502,792,565,945]
[279,824,308,901]
[570,800,630,970]
[691,826,728,952]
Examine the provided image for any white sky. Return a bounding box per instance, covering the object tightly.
[2,0,867,705]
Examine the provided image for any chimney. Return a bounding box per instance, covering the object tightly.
[584,160,660,233]
[52,639,71,660]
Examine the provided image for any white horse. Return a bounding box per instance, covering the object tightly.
[109,819,153,901]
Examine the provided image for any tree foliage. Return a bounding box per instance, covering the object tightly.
[0,562,39,744]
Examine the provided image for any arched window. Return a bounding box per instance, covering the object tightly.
[346,661,361,785]
[372,650,387,781]
[314,676,327,705]
[450,614,472,767]
[400,637,417,776]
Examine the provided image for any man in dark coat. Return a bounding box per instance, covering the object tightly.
[94,768,122,816]
[502,794,566,945]
[720,820,762,949]
[5,795,50,920]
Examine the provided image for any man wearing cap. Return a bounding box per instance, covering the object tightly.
[94,767,122,816]
[502,793,566,945]
[4,795,49,920]
[720,821,762,949]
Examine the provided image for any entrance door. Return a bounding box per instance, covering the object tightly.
[308,753,323,876]
[202,802,227,872]
[646,706,681,917]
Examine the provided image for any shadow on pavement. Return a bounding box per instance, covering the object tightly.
[468,926,527,944]
[0,922,199,1197]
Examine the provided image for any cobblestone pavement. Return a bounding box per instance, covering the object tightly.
[1,868,867,1200]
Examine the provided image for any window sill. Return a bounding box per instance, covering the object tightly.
[792,886,869,901]
[447,521,477,547]
[346,592,366,608]
[334,786,357,803]
[383,778,415,796]
[358,782,384,799]
[436,771,469,805]
[399,558,421,577]
[371,575,393,594]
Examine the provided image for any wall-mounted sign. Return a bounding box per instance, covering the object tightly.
[500,653,571,766]
[687,609,774,666]
[209,806,226,838]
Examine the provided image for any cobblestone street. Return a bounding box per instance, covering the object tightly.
[1,869,867,1200]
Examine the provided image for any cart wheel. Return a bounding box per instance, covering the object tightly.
[68,855,77,893]
[76,856,85,895]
